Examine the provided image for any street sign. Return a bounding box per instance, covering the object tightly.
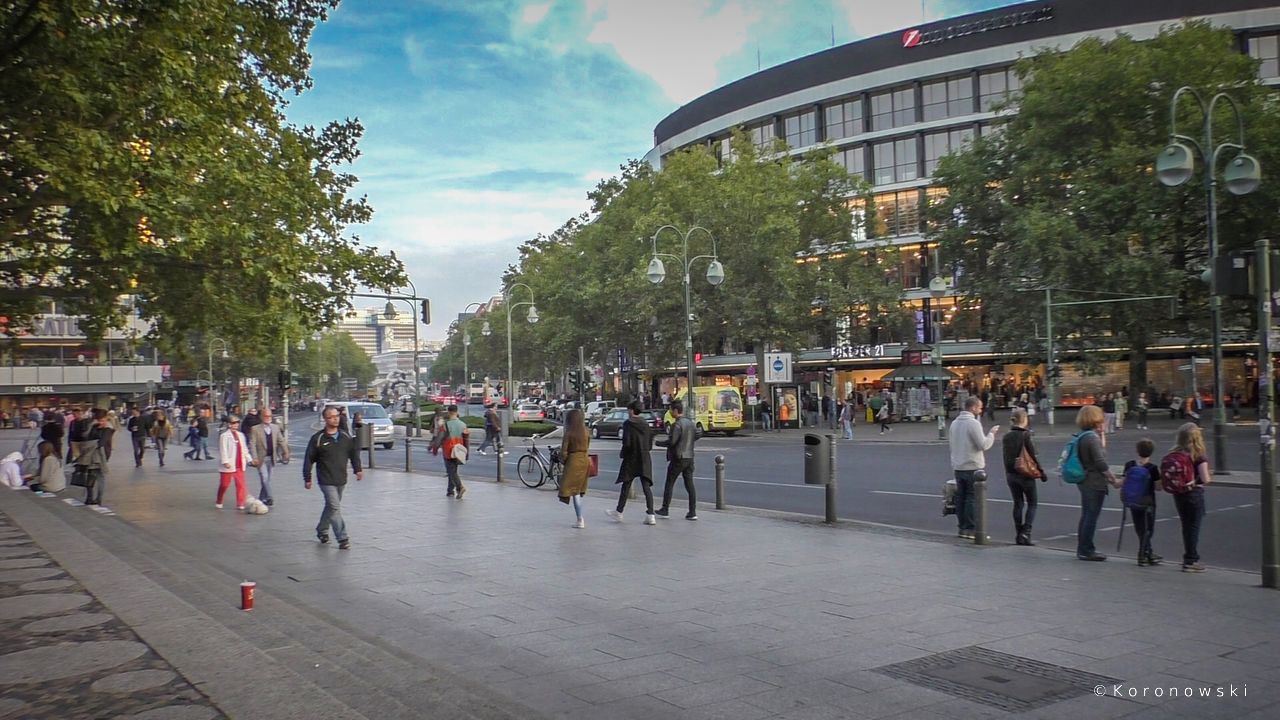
[763,352,792,383]
[341,377,358,389]
[748,395,759,405]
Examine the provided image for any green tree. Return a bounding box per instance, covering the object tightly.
[929,22,1280,390]
[287,332,376,398]
[1,0,404,344]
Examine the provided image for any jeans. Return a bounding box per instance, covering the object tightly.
[1007,475,1038,534]
[762,412,772,431]
[661,458,696,513]
[1173,488,1205,565]
[617,476,654,514]
[317,483,347,541]
[1076,485,1108,557]
[154,438,166,463]
[478,427,497,452]
[954,470,979,531]
[842,419,854,440]
[84,470,104,504]
[256,460,274,503]
[132,435,146,465]
[1131,505,1156,559]
[200,436,211,458]
[445,459,464,494]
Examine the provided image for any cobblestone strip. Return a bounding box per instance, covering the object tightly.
[0,509,225,720]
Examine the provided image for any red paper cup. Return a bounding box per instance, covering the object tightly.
[240,581,256,611]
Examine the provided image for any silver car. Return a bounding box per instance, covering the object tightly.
[324,402,396,449]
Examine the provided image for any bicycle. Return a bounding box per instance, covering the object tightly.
[516,434,563,489]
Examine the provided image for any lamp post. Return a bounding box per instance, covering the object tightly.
[461,302,487,417]
[207,337,230,419]
[381,279,424,436]
[481,285,538,449]
[645,225,725,396]
[1157,87,1262,472]
[929,276,948,440]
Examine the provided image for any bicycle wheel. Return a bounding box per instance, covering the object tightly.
[548,461,563,490]
[517,454,544,488]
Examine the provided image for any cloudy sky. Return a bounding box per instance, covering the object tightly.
[286,0,1024,339]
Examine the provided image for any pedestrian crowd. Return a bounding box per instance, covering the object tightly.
[950,395,1214,573]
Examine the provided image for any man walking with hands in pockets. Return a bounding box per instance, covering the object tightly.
[949,395,999,539]
[303,406,362,550]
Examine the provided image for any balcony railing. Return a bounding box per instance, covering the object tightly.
[0,365,164,386]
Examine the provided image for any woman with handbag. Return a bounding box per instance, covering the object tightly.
[558,409,592,528]
[1002,408,1046,545]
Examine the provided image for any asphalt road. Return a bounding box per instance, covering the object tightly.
[286,409,1272,574]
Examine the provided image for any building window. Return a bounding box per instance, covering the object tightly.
[848,198,867,243]
[1250,34,1279,79]
[748,121,776,151]
[899,246,926,289]
[825,98,863,141]
[979,122,1006,139]
[870,86,916,131]
[872,138,918,186]
[714,136,733,166]
[872,190,921,238]
[923,127,975,176]
[784,110,817,149]
[836,145,865,180]
[979,67,1022,111]
[922,76,974,122]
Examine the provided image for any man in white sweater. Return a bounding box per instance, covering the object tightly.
[949,395,999,539]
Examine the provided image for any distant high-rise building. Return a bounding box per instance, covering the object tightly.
[336,307,421,357]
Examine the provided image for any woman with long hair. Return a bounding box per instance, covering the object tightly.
[559,409,591,528]
[1170,422,1213,572]
[29,440,65,494]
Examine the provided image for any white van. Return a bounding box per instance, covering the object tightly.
[585,400,616,422]
[323,401,397,449]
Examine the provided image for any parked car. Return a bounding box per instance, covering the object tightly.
[514,403,545,422]
[584,400,616,422]
[591,408,663,439]
[323,401,396,449]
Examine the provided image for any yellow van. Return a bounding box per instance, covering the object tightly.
[673,386,743,436]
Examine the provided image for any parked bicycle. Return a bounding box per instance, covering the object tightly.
[517,434,563,489]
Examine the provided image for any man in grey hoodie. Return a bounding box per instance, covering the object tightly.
[949,395,999,539]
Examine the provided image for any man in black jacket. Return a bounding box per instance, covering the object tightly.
[656,399,699,520]
[607,400,656,525]
[66,407,90,464]
[125,407,147,467]
[303,406,363,549]
[196,409,212,460]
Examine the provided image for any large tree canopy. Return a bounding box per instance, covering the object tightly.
[929,22,1280,388]
[1,0,404,348]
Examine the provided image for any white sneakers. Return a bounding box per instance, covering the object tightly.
[606,509,623,522]
[573,518,585,529]
[214,503,223,509]
[644,513,657,525]
[606,510,658,525]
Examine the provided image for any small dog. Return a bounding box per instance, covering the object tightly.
[242,497,270,515]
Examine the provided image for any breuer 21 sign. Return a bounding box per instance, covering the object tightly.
[831,344,886,361]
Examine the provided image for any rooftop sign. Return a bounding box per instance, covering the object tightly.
[903,5,1054,48]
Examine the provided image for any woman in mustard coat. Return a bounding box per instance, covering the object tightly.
[559,409,591,528]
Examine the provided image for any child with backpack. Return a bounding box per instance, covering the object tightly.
[1122,439,1162,566]
[1161,423,1213,573]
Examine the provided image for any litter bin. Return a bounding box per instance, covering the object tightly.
[357,423,373,450]
[804,433,832,485]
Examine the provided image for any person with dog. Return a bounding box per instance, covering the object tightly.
[249,407,289,507]
[303,406,362,549]
[215,416,254,511]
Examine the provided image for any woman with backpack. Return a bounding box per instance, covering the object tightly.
[1070,405,1118,561]
[1002,408,1046,545]
[1163,423,1213,573]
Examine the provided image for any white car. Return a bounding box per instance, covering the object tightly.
[585,400,616,421]
[324,402,396,449]
[514,403,545,422]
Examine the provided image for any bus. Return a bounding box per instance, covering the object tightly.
[674,386,743,435]
[467,383,486,404]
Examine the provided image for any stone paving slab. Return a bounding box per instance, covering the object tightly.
[0,509,223,720]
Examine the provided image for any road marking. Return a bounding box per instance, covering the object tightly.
[869,490,1123,512]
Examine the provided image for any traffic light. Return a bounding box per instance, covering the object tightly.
[420,299,431,325]
[277,370,290,392]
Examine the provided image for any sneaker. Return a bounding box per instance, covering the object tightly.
[338,539,351,550]
[958,531,973,539]
[446,491,455,497]
[573,518,585,529]
[654,508,670,518]
[606,509,623,522]
[236,506,245,511]
[686,513,698,521]
[1182,562,1207,573]
[456,486,466,499]
[317,532,329,544]
[644,513,656,525]
[1077,553,1108,562]
[263,499,274,507]
[1150,554,1163,563]
[214,503,223,509]
[500,451,509,456]
[477,450,487,456]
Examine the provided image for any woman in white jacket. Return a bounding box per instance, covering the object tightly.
[216,416,254,510]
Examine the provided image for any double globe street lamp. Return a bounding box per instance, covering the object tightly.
[481,284,538,466]
[207,337,230,418]
[646,225,725,395]
[461,301,488,416]
[1156,86,1262,473]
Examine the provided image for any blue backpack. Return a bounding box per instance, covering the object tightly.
[1121,464,1154,507]
[1058,430,1094,484]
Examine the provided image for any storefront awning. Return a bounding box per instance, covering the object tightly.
[879,365,960,383]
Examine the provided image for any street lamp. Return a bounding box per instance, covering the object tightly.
[1157,87,1262,472]
[929,276,949,440]
[207,337,230,418]
[645,224,724,397]
[461,301,487,416]
[501,283,538,434]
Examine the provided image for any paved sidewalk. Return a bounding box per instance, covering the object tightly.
[2,430,1279,718]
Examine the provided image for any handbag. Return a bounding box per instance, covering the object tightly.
[68,465,95,488]
[587,453,599,478]
[1013,435,1041,478]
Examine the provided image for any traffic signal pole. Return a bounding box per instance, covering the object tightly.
[1254,239,1278,589]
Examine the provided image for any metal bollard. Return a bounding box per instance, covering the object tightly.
[495,435,503,483]
[825,434,838,524]
[973,477,988,545]
[367,442,375,470]
[715,455,725,510]
[405,437,412,472]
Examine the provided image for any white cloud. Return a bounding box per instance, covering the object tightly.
[833,0,940,40]
[521,2,553,25]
